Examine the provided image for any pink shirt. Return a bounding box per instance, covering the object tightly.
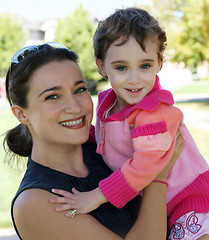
[95,76,209,227]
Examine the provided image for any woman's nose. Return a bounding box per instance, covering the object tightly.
[64,95,81,114]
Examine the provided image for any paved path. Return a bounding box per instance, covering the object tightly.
[0,229,18,240]
[173,93,209,131]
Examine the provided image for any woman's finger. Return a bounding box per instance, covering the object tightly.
[51,189,73,197]
[55,203,79,212]
[72,188,80,194]
[49,197,75,204]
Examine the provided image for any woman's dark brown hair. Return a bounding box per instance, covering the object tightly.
[4,44,78,163]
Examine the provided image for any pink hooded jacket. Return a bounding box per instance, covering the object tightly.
[95,76,209,227]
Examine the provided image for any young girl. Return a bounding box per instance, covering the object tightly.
[51,8,209,239]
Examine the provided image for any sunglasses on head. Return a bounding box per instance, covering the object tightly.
[11,42,68,64]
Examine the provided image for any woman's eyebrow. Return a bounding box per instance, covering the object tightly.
[74,80,86,86]
[38,80,86,97]
[38,86,62,97]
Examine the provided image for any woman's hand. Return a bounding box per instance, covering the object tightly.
[50,187,107,216]
[156,128,184,182]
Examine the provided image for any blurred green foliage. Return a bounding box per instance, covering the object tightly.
[0,1,209,80]
[54,5,100,82]
[136,0,209,70]
[0,15,26,76]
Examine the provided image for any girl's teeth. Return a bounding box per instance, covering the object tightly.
[60,118,83,126]
[130,89,138,92]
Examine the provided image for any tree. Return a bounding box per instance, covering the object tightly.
[54,5,100,84]
[135,0,209,73]
[170,0,209,72]
[0,14,26,76]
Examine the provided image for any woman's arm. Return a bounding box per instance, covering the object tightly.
[15,186,167,240]
[15,188,166,240]
[127,181,167,240]
[126,128,184,240]
[13,189,121,240]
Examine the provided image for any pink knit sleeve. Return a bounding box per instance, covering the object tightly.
[121,121,174,191]
[121,105,183,192]
[99,169,139,208]
[99,122,174,208]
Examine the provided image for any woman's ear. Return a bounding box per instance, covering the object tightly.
[96,59,107,77]
[11,105,29,125]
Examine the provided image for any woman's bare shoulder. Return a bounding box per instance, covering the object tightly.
[13,188,120,240]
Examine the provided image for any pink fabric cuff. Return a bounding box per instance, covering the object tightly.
[131,121,167,138]
[167,170,209,228]
[99,169,139,208]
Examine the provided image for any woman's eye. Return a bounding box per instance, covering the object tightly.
[116,66,127,72]
[45,94,59,100]
[75,87,87,94]
[140,64,151,70]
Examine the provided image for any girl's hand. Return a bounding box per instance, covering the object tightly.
[49,187,107,216]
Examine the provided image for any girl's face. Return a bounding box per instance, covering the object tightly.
[97,36,162,110]
[17,60,93,148]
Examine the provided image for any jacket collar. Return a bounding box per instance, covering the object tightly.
[97,75,174,121]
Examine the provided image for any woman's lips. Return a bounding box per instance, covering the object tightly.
[59,116,86,129]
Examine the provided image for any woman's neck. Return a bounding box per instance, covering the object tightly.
[31,143,88,178]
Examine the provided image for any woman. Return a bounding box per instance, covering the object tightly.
[4,42,183,239]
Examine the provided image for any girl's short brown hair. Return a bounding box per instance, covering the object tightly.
[93,7,167,62]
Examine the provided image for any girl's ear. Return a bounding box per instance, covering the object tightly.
[96,59,107,77]
[157,60,163,72]
[11,105,29,125]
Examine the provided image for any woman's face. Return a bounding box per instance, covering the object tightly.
[22,60,93,147]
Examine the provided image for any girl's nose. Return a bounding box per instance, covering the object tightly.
[127,71,140,84]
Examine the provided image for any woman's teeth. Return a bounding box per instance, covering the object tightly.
[60,118,84,127]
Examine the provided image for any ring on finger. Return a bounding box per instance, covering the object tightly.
[68,209,77,218]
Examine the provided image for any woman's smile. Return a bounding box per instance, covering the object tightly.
[59,116,86,129]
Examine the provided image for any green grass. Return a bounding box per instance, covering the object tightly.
[175,101,209,111]
[173,81,209,94]
[175,101,209,163]
[185,126,209,164]
[0,111,25,228]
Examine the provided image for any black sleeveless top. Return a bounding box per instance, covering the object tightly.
[11,142,141,239]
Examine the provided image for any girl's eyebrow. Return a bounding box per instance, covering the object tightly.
[111,59,155,64]
[38,80,86,97]
[140,59,155,62]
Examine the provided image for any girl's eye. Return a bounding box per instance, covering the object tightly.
[75,87,87,94]
[140,64,151,70]
[116,66,127,72]
[45,94,59,100]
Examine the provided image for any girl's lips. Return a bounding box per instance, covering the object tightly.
[59,116,86,129]
[125,88,143,93]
